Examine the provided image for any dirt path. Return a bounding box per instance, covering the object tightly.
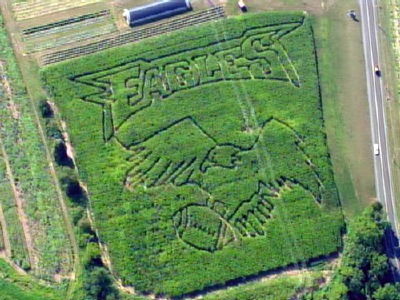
[48,101,77,167]
[0,62,11,96]
[24,87,80,287]
[0,138,38,269]
[0,251,28,276]
[0,62,20,119]
[0,61,38,269]
[0,1,80,291]
[19,70,80,292]
[188,255,337,300]
[0,196,12,258]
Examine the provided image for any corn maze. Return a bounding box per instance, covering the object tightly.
[42,12,344,297]
[40,6,225,65]
[12,0,103,21]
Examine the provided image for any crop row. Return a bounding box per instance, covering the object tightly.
[0,223,3,250]
[25,23,117,53]
[12,0,103,21]
[22,9,110,36]
[41,12,343,297]
[0,14,73,280]
[23,14,112,41]
[0,158,30,270]
[40,6,226,65]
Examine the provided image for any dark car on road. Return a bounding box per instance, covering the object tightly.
[374,65,381,77]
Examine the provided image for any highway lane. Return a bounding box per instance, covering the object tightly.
[358,0,400,277]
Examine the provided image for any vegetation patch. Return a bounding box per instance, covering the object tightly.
[22,10,111,38]
[21,9,117,54]
[24,23,117,53]
[0,13,73,280]
[0,259,61,300]
[12,0,103,21]
[304,203,400,299]
[0,158,30,269]
[42,12,343,297]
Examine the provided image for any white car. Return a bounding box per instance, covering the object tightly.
[374,143,379,156]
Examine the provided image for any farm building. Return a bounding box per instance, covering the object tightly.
[123,0,192,27]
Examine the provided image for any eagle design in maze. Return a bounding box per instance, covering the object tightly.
[73,20,324,252]
[126,118,323,252]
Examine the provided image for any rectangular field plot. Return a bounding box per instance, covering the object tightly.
[24,23,117,53]
[22,9,117,54]
[12,0,104,21]
[0,159,30,269]
[0,14,73,280]
[42,12,344,297]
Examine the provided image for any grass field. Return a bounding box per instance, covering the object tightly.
[312,0,375,217]
[0,259,62,300]
[12,0,104,21]
[42,12,344,297]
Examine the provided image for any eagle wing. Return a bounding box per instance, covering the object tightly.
[125,118,216,189]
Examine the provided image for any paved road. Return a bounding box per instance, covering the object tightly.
[358,0,400,278]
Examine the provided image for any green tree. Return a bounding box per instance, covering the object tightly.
[39,99,53,118]
[54,141,74,167]
[369,253,389,282]
[304,203,398,300]
[84,267,119,300]
[339,266,364,295]
[373,284,400,300]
